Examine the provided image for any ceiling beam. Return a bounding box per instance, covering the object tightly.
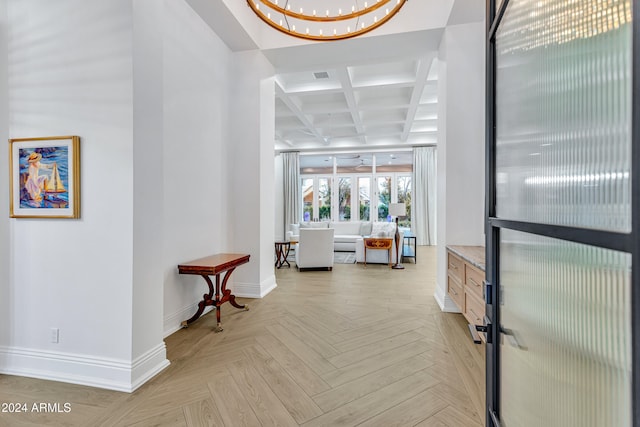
[275,81,328,145]
[335,67,366,142]
[401,54,436,142]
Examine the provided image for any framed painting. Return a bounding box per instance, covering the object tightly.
[9,136,80,218]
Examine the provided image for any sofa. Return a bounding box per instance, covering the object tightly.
[287,221,373,252]
[287,221,404,265]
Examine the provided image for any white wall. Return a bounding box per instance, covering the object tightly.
[274,153,285,241]
[435,22,486,311]
[0,0,138,389]
[0,0,9,350]
[0,0,274,391]
[229,51,277,298]
[161,0,232,336]
[130,0,169,385]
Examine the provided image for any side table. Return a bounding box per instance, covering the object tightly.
[363,237,393,268]
[275,240,296,268]
[403,234,417,263]
[178,253,250,332]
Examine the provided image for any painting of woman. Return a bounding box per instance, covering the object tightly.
[24,151,52,202]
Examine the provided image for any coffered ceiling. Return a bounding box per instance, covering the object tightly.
[274,54,439,151]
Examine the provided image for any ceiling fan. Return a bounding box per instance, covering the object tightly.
[334,154,370,169]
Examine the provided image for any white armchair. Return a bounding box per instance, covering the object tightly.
[295,228,335,271]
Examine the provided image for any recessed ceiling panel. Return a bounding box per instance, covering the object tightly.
[419,82,438,103]
[310,112,352,126]
[415,104,438,120]
[410,119,438,132]
[355,86,413,107]
[363,123,404,135]
[349,60,418,87]
[361,109,407,125]
[299,92,349,112]
[324,126,359,139]
[275,116,306,129]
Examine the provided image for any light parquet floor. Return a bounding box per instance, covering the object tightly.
[0,246,485,427]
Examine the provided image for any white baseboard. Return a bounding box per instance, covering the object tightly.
[232,274,277,298]
[0,343,169,392]
[434,284,462,313]
[130,343,170,391]
[163,303,215,338]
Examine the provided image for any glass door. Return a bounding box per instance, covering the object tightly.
[338,177,352,221]
[358,176,372,221]
[486,0,637,426]
[301,177,314,222]
[318,177,332,221]
[396,175,411,228]
[376,176,391,221]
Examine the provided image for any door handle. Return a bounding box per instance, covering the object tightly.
[468,316,492,344]
[468,324,483,344]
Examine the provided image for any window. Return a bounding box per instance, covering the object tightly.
[299,152,413,226]
[358,177,371,221]
[301,178,313,222]
[397,175,412,228]
[338,177,351,221]
[377,176,391,221]
[318,178,331,220]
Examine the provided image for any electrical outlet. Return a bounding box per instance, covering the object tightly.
[50,328,59,343]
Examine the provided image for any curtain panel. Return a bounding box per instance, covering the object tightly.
[282,152,300,239]
[412,146,437,245]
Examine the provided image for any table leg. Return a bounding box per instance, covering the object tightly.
[213,274,223,332]
[274,243,281,267]
[181,269,249,332]
[181,274,215,328]
[275,242,291,268]
[281,243,291,268]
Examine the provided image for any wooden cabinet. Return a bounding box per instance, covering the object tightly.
[446,252,464,309]
[446,246,486,329]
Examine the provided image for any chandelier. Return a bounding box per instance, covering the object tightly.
[247,0,408,41]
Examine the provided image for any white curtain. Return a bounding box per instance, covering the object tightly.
[283,152,300,237]
[412,146,437,245]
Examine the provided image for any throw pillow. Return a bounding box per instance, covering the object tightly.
[360,222,373,236]
[371,222,395,237]
[300,221,329,229]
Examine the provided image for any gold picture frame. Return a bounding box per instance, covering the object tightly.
[9,136,80,218]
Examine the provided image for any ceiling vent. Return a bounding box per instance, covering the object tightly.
[313,71,330,79]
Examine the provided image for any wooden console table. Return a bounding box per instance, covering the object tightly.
[178,253,250,332]
[363,237,393,268]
